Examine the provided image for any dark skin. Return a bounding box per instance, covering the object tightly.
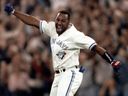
[13,11,70,36]
[55,13,70,35]
[12,10,107,56]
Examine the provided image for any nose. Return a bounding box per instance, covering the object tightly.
[57,20,62,25]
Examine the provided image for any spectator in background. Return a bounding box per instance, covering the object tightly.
[0,0,128,96]
[116,23,128,96]
[77,50,98,96]
[7,50,31,96]
[26,36,53,96]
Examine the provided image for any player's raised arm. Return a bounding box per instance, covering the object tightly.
[91,45,120,69]
[4,3,40,28]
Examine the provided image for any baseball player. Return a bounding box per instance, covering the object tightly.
[4,4,121,96]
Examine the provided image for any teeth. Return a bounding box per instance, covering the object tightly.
[58,27,61,29]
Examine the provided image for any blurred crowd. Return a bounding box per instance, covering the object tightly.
[0,0,128,96]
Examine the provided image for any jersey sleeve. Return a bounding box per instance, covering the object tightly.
[73,32,97,50]
[39,20,56,37]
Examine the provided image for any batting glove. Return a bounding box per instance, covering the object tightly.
[111,60,120,69]
[4,3,15,15]
[111,60,121,82]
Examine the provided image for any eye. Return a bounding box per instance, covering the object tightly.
[56,19,59,22]
[62,20,66,23]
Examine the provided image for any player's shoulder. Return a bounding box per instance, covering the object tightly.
[77,31,84,35]
[74,30,86,37]
[40,20,56,37]
[72,28,94,40]
[69,25,84,35]
[48,21,56,29]
[40,20,55,26]
[48,21,55,25]
[42,21,55,30]
[74,29,90,38]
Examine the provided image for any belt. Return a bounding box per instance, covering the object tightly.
[55,65,79,74]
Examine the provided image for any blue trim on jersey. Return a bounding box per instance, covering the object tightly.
[65,70,75,96]
[89,43,97,50]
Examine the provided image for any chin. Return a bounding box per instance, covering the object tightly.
[57,30,63,35]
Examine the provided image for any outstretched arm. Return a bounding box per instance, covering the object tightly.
[13,11,40,28]
[91,45,120,68]
[4,3,40,28]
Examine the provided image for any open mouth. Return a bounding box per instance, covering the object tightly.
[57,25,62,29]
[56,25,62,31]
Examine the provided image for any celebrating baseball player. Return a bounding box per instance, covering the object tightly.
[4,3,121,96]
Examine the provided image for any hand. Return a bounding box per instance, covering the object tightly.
[111,60,121,83]
[111,60,120,69]
[111,60,121,80]
[4,3,14,15]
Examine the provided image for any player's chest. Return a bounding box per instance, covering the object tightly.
[51,37,69,51]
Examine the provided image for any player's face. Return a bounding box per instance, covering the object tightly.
[55,13,70,35]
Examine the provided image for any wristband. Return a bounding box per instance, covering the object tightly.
[101,52,114,64]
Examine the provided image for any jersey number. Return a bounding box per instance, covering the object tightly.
[56,51,66,60]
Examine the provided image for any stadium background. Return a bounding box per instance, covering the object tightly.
[0,0,128,96]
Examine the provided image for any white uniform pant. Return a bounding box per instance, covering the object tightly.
[50,67,83,96]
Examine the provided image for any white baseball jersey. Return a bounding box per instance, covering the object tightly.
[39,20,97,70]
